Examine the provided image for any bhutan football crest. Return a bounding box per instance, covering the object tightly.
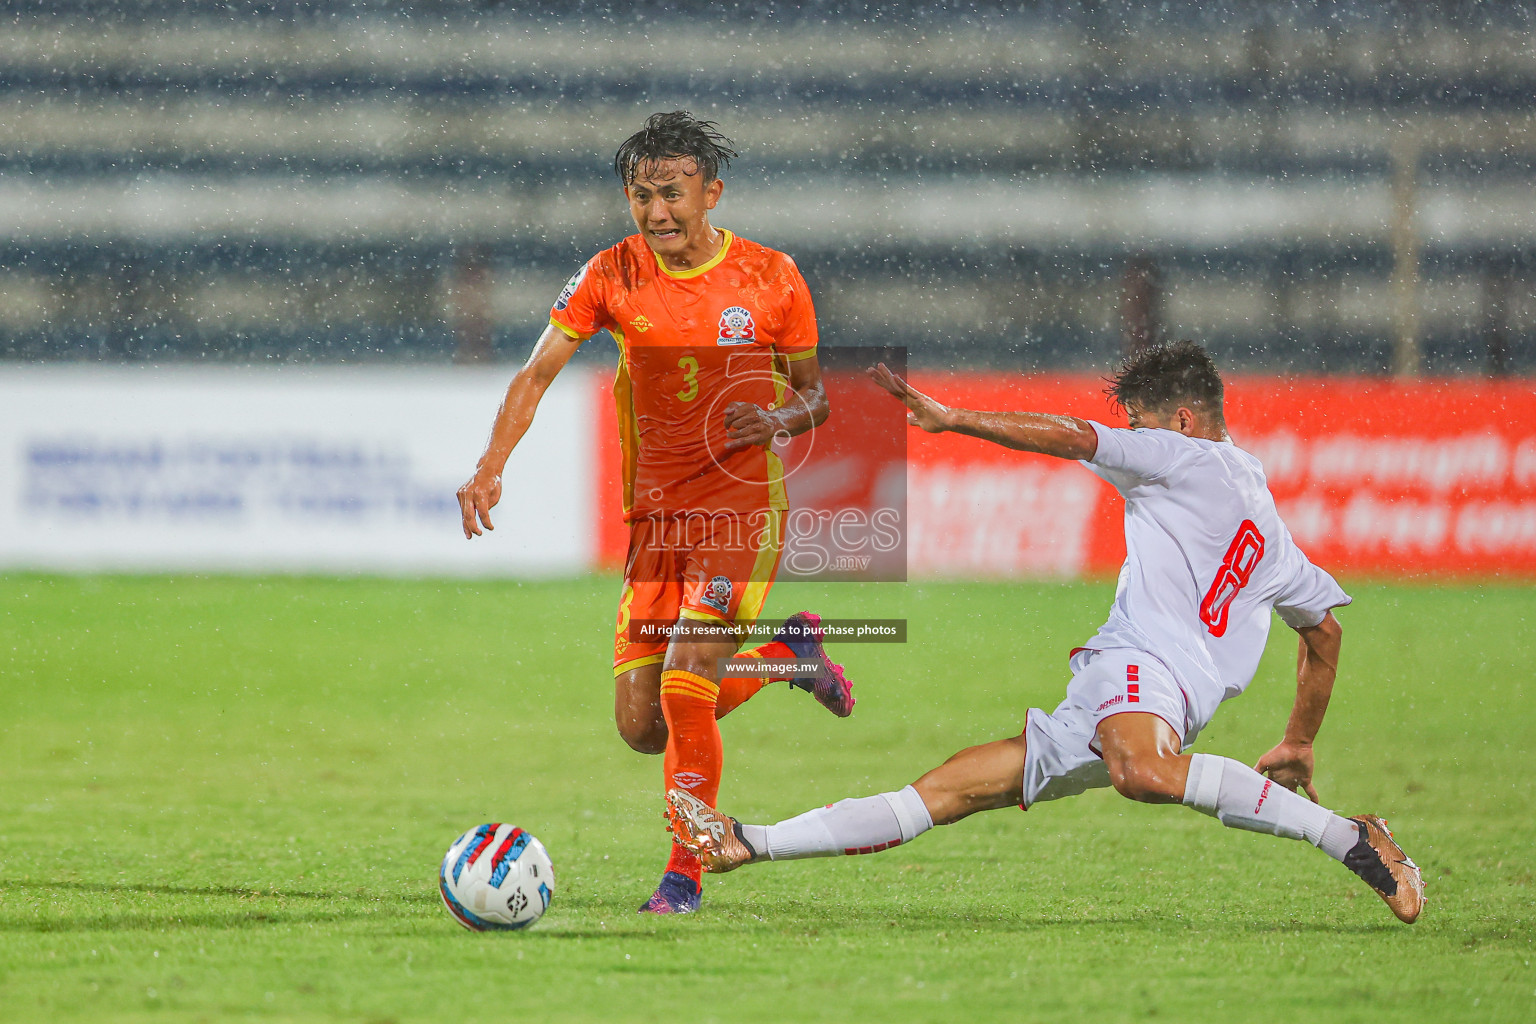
[716,306,756,346]
[700,575,734,614]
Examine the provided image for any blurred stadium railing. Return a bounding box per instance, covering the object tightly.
[0,1,1532,374]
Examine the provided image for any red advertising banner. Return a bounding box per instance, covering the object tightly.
[1225,378,1536,577]
[898,373,1128,577]
[590,358,908,579]
[593,370,1536,579]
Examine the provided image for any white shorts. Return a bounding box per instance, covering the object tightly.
[1020,648,1198,809]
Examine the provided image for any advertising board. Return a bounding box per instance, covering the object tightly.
[0,366,594,575]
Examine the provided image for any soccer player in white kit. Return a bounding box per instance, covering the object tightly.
[667,341,1425,923]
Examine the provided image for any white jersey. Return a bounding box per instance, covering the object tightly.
[1078,421,1350,730]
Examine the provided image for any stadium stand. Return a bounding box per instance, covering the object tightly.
[0,1,1531,372]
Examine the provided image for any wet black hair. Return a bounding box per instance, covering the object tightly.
[1106,339,1226,418]
[613,111,739,186]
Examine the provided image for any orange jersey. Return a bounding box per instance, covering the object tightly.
[549,230,818,519]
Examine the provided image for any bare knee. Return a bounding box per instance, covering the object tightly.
[617,713,667,755]
[615,664,666,754]
[665,625,738,679]
[614,678,666,754]
[1105,752,1184,804]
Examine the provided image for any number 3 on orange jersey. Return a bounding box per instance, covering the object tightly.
[617,585,636,635]
[676,356,699,402]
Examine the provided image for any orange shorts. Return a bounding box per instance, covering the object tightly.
[612,508,785,675]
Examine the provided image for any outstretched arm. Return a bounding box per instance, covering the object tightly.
[866,363,1097,460]
[1255,611,1344,802]
[456,323,586,538]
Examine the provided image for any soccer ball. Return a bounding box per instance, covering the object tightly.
[438,823,555,931]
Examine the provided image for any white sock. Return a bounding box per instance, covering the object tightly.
[1182,753,1360,862]
[749,785,934,861]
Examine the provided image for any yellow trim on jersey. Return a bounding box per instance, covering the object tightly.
[765,450,788,510]
[771,357,790,410]
[548,318,584,339]
[614,653,666,678]
[610,324,639,517]
[764,355,791,511]
[654,230,735,280]
[736,507,784,626]
[750,506,785,582]
[781,346,818,362]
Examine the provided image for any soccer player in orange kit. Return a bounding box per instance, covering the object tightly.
[457,112,854,913]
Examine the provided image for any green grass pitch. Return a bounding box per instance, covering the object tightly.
[1,574,1532,1023]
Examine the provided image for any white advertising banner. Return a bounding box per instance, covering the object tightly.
[0,366,595,575]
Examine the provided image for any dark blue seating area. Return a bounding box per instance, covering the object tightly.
[1,1,1532,373]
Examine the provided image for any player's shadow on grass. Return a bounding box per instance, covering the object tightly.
[0,879,436,933]
[703,899,1400,936]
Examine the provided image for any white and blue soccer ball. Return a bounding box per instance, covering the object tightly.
[438,823,555,931]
